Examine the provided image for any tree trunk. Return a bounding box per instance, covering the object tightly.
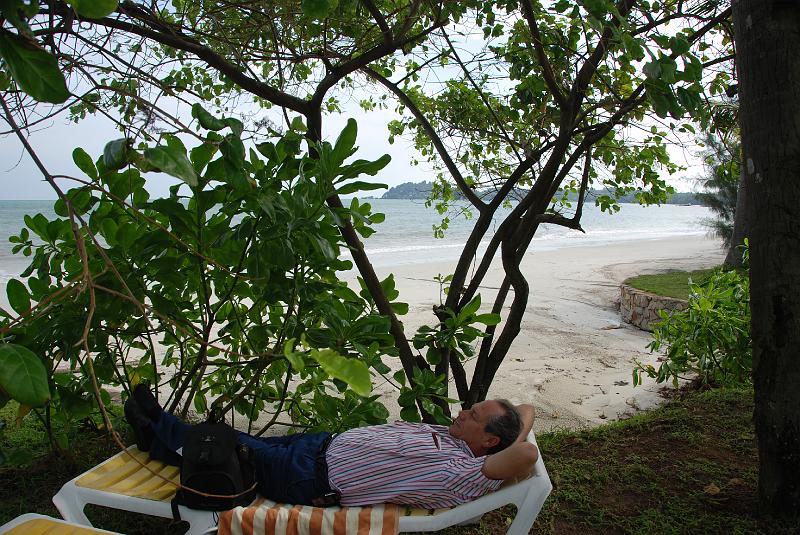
[724,164,748,268]
[733,0,800,516]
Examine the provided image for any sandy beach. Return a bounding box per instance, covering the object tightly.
[359,234,725,433]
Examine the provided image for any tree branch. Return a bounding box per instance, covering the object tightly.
[520,0,566,106]
[361,0,393,44]
[440,28,524,163]
[364,67,485,209]
[52,1,311,115]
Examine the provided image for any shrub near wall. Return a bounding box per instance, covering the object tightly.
[634,266,751,388]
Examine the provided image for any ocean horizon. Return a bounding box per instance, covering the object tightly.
[0,198,714,284]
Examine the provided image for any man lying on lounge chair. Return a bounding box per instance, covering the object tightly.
[125,385,537,510]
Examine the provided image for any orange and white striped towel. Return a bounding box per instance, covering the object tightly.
[218,498,400,535]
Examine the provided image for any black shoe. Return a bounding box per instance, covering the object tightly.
[132,383,162,421]
[124,397,154,452]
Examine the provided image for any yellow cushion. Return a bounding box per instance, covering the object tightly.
[5,517,111,534]
[75,447,180,502]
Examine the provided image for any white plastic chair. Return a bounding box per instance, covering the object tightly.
[0,512,122,534]
[53,432,551,535]
[398,431,551,534]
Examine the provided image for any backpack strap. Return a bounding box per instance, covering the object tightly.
[171,495,182,521]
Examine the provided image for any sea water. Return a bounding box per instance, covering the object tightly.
[0,200,58,284]
[356,198,712,266]
[0,198,713,282]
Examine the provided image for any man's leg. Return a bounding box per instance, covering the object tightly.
[236,431,331,505]
[147,410,188,466]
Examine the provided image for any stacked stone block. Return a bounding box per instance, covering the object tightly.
[618,284,688,332]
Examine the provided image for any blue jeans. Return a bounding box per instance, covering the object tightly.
[149,411,332,505]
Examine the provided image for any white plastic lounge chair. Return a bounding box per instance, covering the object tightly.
[53,432,551,535]
[0,512,122,534]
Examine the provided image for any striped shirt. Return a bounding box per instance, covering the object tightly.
[325,421,502,509]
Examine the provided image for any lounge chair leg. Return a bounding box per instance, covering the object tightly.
[52,489,92,526]
[456,514,483,526]
[182,516,219,535]
[506,488,549,535]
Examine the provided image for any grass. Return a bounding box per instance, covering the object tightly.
[443,388,795,535]
[624,268,719,300]
[0,401,186,534]
[2,389,797,534]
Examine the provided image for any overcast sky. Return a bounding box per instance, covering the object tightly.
[0,99,436,200]
[0,98,702,201]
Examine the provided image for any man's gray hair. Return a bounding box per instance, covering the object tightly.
[484,399,522,454]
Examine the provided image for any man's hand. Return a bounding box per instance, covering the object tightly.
[515,404,535,442]
[481,403,538,481]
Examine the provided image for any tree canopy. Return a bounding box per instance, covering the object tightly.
[0,0,735,436]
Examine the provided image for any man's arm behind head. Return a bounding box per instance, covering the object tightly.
[481,403,538,481]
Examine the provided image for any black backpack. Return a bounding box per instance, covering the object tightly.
[171,419,257,517]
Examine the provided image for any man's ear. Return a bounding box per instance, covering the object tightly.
[484,434,500,450]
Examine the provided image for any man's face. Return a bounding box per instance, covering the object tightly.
[448,399,505,455]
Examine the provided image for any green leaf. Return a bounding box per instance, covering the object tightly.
[391,301,409,315]
[400,406,421,422]
[582,0,608,18]
[6,279,30,315]
[658,57,678,84]
[72,148,98,179]
[302,0,338,19]
[192,103,226,131]
[66,0,118,18]
[676,87,700,113]
[336,181,387,196]
[290,116,307,132]
[339,155,391,179]
[283,339,305,371]
[554,0,571,12]
[0,344,50,407]
[332,118,357,163]
[426,347,441,365]
[0,70,10,91]
[191,104,243,136]
[144,146,198,186]
[669,36,690,55]
[103,139,130,171]
[194,392,207,414]
[392,369,406,386]
[311,349,371,396]
[473,313,501,326]
[642,61,661,80]
[0,30,68,103]
[312,235,337,261]
[0,0,35,36]
[379,274,399,301]
[460,294,482,319]
[190,143,217,173]
[224,117,244,137]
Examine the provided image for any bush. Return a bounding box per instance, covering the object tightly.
[634,264,750,388]
[0,115,399,459]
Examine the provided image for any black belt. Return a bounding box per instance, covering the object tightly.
[313,434,341,507]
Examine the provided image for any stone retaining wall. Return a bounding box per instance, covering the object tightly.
[619,284,689,331]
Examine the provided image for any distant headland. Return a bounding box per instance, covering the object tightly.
[380,181,703,205]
